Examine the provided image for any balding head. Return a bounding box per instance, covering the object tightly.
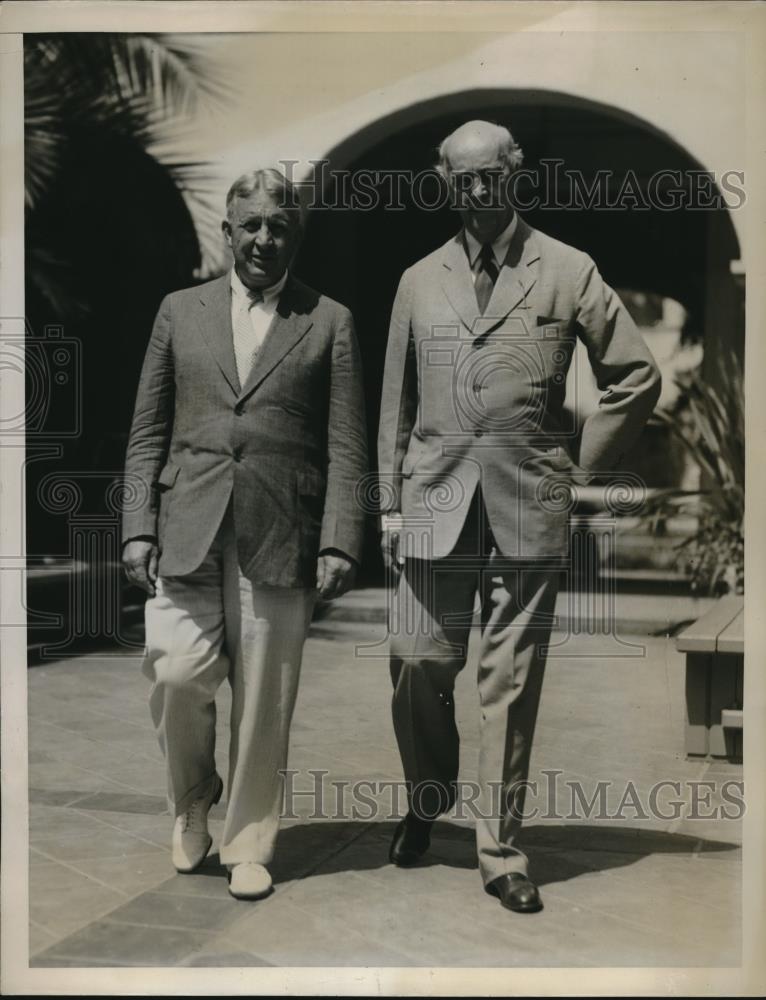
[437,120,523,179]
[437,120,522,243]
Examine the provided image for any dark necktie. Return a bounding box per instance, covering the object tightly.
[474,243,499,315]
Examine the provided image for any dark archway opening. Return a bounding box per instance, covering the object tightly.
[25,130,202,560]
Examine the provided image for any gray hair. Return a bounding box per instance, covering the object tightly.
[436,122,524,179]
[225,167,307,229]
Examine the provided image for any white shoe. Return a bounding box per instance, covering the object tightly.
[228,862,273,900]
[172,775,223,873]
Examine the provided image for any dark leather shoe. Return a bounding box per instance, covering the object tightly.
[389,813,433,866]
[485,873,543,913]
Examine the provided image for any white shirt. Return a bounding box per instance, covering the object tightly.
[230,267,288,354]
[463,213,518,283]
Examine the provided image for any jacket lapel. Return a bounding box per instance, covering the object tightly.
[237,275,314,402]
[483,219,540,332]
[440,234,480,335]
[441,219,541,338]
[196,274,241,395]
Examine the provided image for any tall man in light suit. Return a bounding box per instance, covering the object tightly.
[378,121,661,912]
[123,168,367,900]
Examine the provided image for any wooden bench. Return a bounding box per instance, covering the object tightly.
[676,595,743,760]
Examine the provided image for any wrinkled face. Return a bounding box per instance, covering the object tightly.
[222,188,301,289]
[445,133,513,244]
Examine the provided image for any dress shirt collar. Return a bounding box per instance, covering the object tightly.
[463,212,518,270]
[230,266,288,303]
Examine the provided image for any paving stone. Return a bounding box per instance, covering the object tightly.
[32,826,167,863]
[27,702,111,733]
[224,896,419,966]
[577,848,742,914]
[29,788,93,807]
[71,808,174,850]
[672,817,744,847]
[30,803,118,842]
[29,921,62,958]
[29,722,137,764]
[544,861,738,934]
[70,716,160,749]
[105,890,246,932]
[272,869,558,966]
[71,791,168,815]
[28,759,136,796]
[398,875,731,967]
[80,756,167,795]
[28,855,115,894]
[153,868,233,900]
[53,851,176,896]
[30,877,126,940]
[31,954,123,968]
[355,857,479,897]
[33,920,209,966]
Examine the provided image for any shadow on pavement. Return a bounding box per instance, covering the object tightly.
[189,819,739,889]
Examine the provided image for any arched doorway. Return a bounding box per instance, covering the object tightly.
[293,90,742,581]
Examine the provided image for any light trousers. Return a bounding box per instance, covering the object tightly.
[143,504,316,866]
[389,490,560,884]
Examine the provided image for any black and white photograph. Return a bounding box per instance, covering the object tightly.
[1,1,764,994]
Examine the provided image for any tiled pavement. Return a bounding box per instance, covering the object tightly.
[27,609,742,968]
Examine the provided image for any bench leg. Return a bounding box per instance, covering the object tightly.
[685,652,711,756]
[710,653,744,760]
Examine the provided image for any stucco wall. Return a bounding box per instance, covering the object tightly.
[207,30,746,255]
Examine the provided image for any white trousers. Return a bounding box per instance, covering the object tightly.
[142,504,316,866]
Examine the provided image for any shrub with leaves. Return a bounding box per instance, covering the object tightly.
[640,350,744,595]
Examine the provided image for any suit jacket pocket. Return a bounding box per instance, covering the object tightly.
[536,316,565,328]
[540,446,574,473]
[297,467,324,496]
[297,469,323,573]
[156,464,179,546]
[401,438,427,478]
[156,463,180,490]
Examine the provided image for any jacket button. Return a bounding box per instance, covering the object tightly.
[233,447,243,462]
[474,429,484,438]
[234,403,244,416]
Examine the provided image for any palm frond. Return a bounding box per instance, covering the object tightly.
[152,157,227,276]
[124,35,231,110]
[25,31,232,317]
[24,33,230,211]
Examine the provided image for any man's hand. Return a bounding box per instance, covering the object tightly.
[316,550,357,601]
[380,514,405,577]
[123,539,159,596]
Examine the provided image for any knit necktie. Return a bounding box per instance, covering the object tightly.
[474,243,499,315]
[232,287,263,387]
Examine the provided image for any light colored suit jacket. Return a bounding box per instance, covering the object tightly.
[123,273,368,587]
[377,219,661,559]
